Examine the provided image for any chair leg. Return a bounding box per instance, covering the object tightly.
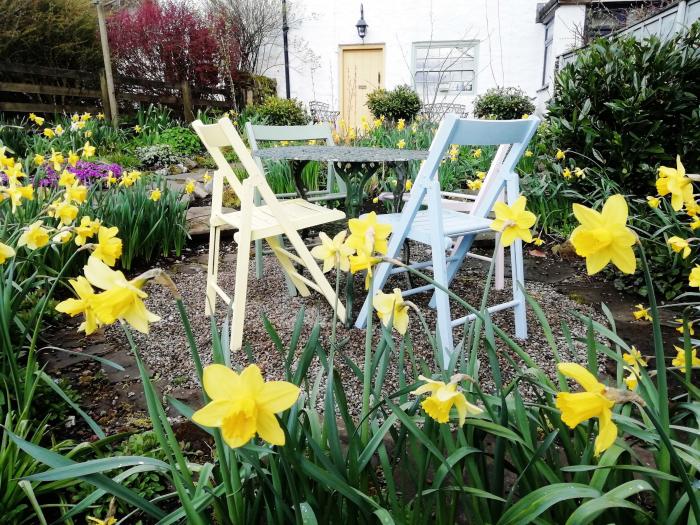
[204,225,221,316]
[254,190,263,279]
[267,236,311,296]
[511,238,527,339]
[431,235,454,369]
[429,234,474,309]
[230,230,252,353]
[494,232,505,291]
[277,235,298,297]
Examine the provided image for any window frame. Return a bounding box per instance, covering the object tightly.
[411,40,479,101]
[541,17,555,89]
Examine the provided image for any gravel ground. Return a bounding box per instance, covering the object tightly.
[105,240,604,414]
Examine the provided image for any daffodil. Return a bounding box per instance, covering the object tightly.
[184,179,196,194]
[96,112,105,120]
[448,145,459,162]
[349,251,382,290]
[18,221,50,250]
[472,148,482,159]
[396,118,406,131]
[467,179,483,191]
[691,218,700,231]
[192,364,300,448]
[373,288,410,334]
[686,200,700,216]
[83,256,160,333]
[413,374,482,425]
[532,237,544,246]
[656,156,693,212]
[555,149,565,160]
[646,196,660,208]
[65,183,88,204]
[373,118,382,128]
[562,168,573,180]
[29,113,45,126]
[59,170,77,187]
[56,276,100,334]
[92,226,122,266]
[574,167,585,179]
[202,171,211,183]
[524,150,533,158]
[50,150,64,170]
[134,125,142,133]
[83,141,96,158]
[1,182,34,212]
[632,304,652,321]
[34,154,45,166]
[476,171,486,180]
[405,179,413,191]
[87,516,117,525]
[570,194,636,275]
[667,236,692,258]
[43,128,55,138]
[149,188,162,202]
[490,195,536,246]
[54,125,64,136]
[53,231,72,244]
[347,212,392,256]
[52,200,79,226]
[67,150,80,167]
[671,346,700,373]
[71,113,80,122]
[690,266,700,288]
[521,113,530,119]
[623,346,647,369]
[311,231,353,272]
[397,139,406,149]
[81,112,91,122]
[675,318,694,336]
[74,216,101,246]
[555,363,617,456]
[0,242,16,264]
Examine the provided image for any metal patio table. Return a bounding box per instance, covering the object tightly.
[254,145,428,324]
[254,145,428,218]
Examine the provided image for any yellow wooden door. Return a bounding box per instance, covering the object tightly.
[340,46,384,130]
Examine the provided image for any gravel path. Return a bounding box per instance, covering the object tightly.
[104,238,604,415]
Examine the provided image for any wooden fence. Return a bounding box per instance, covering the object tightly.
[0,63,234,122]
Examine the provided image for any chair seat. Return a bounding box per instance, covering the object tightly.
[374,209,492,246]
[214,198,345,242]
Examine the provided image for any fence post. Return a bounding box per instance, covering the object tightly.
[181,81,194,122]
[99,69,113,122]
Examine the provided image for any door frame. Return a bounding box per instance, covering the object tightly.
[338,44,385,126]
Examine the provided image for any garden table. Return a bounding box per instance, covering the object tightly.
[255,145,428,324]
[254,145,428,218]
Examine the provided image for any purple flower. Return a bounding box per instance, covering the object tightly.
[39,161,123,187]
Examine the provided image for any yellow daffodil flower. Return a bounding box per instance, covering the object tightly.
[667,236,691,258]
[472,148,482,159]
[532,237,544,246]
[623,346,647,369]
[87,516,117,525]
[85,130,93,138]
[66,183,88,204]
[372,197,379,203]
[59,170,76,187]
[311,231,353,273]
[671,346,700,373]
[81,112,91,122]
[202,171,211,183]
[476,171,486,180]
[555,149,566,160]
[83,141,96,158]
[562,168,573,180]
[570,194,637,275]
[632,304,652,322]
[53,231,72,244]
[29,113,45,126]
[347,212,392,256]
[149,188,162,202]
[192,364,300,448]
[449,145,459,162]
[56,276,100,334]
[91,226,123,266]
[396,118,406,131]
[34,154,45,166]
[0,242,16,264]
[405,179,413,191]
[185,179,196,194]
[521,113,530,119]
[413,374,482,425]
[53,201,79,226]
[690,265,700,288]
[555,363,617,456]
[134,125,142,133]
[349,251,382,290]
[18,221,50,250]
[467,179,483,191]
[373,288,410,334]
[685,200,700,216]
[43,128,55,138]
[96,112,105,120]
[83,256,160,333]
[675,318,694,336]
[1,183,34,212]
[67,150,80,167]
[50,150,64,171]
[71,113,80,123]
[656,156,693,212]
[690,218,700,231]
[646,196,660,209]
[490,195,537,246]
[74,216,101,246]
[574,167,585,179]
[54,125,64,136]
[397,139,406,149]
[373,118,382,128]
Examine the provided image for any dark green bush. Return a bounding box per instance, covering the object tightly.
[366,85,422,122]
[547,22,700,197]
[159,126,202,156]
[253,97,309,126]
[473,87,535,120]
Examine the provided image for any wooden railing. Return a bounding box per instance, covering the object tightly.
[0,63,234,121]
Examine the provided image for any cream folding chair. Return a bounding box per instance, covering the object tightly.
[192,116,347,352]
[355,114,539,368]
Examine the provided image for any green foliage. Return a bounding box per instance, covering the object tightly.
[547,22,700,197]
[366,85,422,122]
[135,144,181,169]
[252,97,309,126]
[250,75,277,104]
[0,0,102,70]
[473,86,535,120]
[158,127,203,156]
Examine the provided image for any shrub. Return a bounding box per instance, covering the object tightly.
[135,144,181,169]
[253,96,309,126]
[159,126,202,156]
[366,85,422,122]
[473,86,535,120]
[546,22,700,197]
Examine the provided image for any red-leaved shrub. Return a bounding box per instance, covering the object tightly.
[107,0,236,88]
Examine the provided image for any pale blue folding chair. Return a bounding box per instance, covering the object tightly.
[354,114,540,368]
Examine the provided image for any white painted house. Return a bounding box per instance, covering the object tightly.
[261,0,691,126]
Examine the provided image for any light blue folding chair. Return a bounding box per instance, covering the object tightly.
[354,114,540,368]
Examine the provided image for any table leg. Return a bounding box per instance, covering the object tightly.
[290,159,309,200]
[391,162,409,213]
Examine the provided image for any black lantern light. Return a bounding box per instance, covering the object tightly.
[355,4,368,41]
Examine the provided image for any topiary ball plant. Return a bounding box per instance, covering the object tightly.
[253,97,310,126]
[473,87,535,120]
[366,85,422,122]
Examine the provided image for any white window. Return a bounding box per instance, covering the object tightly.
[413,41,478,101]
[542,18,554,87]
